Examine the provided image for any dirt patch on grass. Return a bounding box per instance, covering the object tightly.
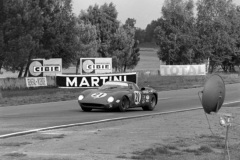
[131,135,237,160]
[32,134,66,141]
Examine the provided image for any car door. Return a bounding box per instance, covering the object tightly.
[133,83,151,106]
[129,83,142,107]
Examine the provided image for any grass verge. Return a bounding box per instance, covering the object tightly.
[131,134,240,160]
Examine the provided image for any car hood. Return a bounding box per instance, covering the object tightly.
[80,88,128,104]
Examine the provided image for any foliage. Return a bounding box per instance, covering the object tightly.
[79,3,120,57]
[110,19,140,72]
[142,0,240,72]
[145,19,162,42]
[135,28,145,43]
[196,0,240,72]
[74,20,98,74]
[155,0,196,65]
[38,0,76,69]
[1,1,141,76]
[1,0,77,77]
[79,4,140,72]
[3,0,44,77]
[3,0,240,74]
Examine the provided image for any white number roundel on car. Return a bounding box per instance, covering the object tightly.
[134,91,141,104]
[91,92,107,98]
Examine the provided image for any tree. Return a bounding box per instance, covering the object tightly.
[110,19,140,72]
[145,19,161,42]
[38,0,77,69]
[135,28,145,43]
[125,18,136,28]
[1,0,77,77]
[196,0,239,72]
[79,3,140,72]
[79,3,120,57]
[110,26,133,72]
[155,0,196,65]
[2,0,44,77]
[74,20,98,74]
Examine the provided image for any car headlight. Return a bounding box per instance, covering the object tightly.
[107,96,114,103]
[78,95,84,101]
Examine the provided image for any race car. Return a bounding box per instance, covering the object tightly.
[77,81,158,112]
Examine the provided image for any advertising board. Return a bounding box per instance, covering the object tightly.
[28,58,62,77]
[80,58,112,74]
[56,72,137,88]
[160,64,206,76]
[26,77,47,87]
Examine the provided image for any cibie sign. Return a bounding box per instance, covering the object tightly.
[160,64,206,76]
[80,58,112,74]
[28,58,62,77]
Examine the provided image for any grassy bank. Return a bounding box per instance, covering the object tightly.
[0,87,85,107]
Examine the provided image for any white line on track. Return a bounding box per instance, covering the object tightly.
[0,101,239,139]
[224,101,240,105]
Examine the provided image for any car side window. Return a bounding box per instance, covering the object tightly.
[129,84,133,90]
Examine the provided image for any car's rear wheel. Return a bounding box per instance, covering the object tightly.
[142,95,156,111]
[81,106,92,112]
[119,96,130,112]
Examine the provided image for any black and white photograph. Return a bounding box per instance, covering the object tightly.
[0,0,240,159]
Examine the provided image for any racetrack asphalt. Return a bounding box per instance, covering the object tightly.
[0,83,239,138]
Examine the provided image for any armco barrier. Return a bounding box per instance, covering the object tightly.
[0,76,56,90]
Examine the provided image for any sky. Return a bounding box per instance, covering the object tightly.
[72,0,164,29]
[72,0,240,29]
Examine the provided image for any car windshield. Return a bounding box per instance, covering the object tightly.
[99,81,129,90]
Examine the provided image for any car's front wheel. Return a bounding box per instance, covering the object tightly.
[142,95,156,111]
[119,96,130,112]
[81,106,92,112]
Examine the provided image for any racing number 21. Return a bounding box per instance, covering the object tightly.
[134,91,141,104]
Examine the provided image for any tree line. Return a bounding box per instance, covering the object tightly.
[135,0,240,72]
[0,0,140,77]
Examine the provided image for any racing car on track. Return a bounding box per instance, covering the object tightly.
[77,81,158,112]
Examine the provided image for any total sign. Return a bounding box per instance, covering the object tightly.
[80,58,112,74]
[160,64,206,76]
[28,58,62,77]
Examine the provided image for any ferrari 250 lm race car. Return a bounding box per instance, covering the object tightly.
[77,81,158,112]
